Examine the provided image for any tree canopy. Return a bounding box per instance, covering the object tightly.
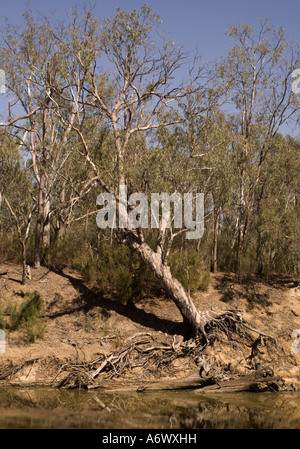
[0,4,299,336]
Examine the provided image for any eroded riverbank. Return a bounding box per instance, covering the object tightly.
[0,265,299,393]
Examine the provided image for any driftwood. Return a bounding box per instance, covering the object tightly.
[85,376,206,392]
[85,373,286,393]
[136,375,206,392]
[195,373,286,393]
[91,371,286,393]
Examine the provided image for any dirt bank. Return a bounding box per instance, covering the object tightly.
[0,263,299,390]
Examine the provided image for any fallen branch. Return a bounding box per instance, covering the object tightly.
[195,373,286,393]
[241,322,276,340]
[55,334,190,388]
[0,358,40,381]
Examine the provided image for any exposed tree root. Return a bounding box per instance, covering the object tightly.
[194,308,275,344]
[53,311,277,390]
[56,333,192,389]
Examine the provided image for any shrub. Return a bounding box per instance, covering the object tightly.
[198,271,211,291]
[92,242,159,304]
[0,304,6,330]
[7,300,20,331]
[22,313,47,343]
[9,291,47,342]
[169,247,204,293]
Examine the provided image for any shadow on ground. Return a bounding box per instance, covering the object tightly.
[214,272,297,309]
[48,268,185,337]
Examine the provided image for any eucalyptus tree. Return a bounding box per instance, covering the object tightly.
[218,19,300,267]
[254,134,300,275]
[0,10,93,268]
[47,4,242,339]
[0,130,34,284]
[196,113,238,272]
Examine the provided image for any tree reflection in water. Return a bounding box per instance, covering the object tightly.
[0,388,299,429]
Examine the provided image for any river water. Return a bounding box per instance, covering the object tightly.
[0,387,299,429]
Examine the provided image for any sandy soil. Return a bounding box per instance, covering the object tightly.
[0,262,299,388]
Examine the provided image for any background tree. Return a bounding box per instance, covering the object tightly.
[217,20,300,269]
[0,10,99,268]
[0,130,34,284]
[0,5,299,339]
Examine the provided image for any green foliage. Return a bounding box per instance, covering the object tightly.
[102,4,161,55]
[95,242,158,304]
[0,231,35,264]
[114,263,134,305]
[44,232,86,270]
[22,312,47,343]
[0,7,299,317]
[45,229,159,304]
[6,301,19,331]
[9,292,47,343]
[169,247,208,293]
[0,304,6,330]
[198,271,211,292]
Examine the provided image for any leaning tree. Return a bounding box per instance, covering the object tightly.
[44,4,248,340]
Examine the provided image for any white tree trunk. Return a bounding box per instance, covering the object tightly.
[43,195,51,248]
[128,235,222,337]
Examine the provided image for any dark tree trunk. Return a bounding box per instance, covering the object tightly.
[21,241,27,285]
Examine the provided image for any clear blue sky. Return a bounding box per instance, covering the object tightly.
[0,0,299,63]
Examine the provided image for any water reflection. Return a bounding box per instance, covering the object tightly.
[0,388,299,429]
